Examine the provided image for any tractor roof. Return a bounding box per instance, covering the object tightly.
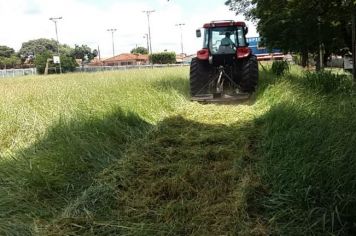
[203,20,246,28]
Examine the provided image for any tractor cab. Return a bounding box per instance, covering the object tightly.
[196,20,250,66]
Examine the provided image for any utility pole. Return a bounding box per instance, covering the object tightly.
[49,17,63,74]
[143,10,155,64]
[107,28,117,57]
[143,34,149,53]
[175,23,185,56]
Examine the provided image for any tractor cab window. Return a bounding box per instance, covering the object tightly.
[203,29,209,49]
[237,27,247,47]
[207,26,247,55]
[209,27,238,55]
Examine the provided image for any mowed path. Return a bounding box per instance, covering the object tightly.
[43,89,269,235]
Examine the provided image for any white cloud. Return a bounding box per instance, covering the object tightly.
[0,0,258,57]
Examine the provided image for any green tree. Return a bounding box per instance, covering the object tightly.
[0,55,21,69]
[34,50,53,74]
[60,55,78,73]
[0,45,15,58]
[71,45,97,65]
[131,47,149,54]
[225,0,355,68]
[18,39,74,61]
[0,45,20,69]
[19,38,58,62]
[60,44,75,56]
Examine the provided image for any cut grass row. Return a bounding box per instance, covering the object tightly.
[0,66,355,235]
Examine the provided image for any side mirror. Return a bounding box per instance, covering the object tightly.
[196,29,202,38]
[244,26,249,35]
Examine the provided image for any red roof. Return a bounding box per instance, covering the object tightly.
[104,53,148,62]
[88,58,104,66]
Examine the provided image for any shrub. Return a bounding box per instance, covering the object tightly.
[292,54,301,66]
[149,52,176,64]
[0,55,21,69]
[35,51,53,74]
[271,60,290,76]
[61,55,78,73]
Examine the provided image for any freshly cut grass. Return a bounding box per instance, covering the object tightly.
[43,112,265,235]
[1,65,356,235]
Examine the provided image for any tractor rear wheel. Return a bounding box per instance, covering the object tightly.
[189,57,212,96]
[238,55,258,93]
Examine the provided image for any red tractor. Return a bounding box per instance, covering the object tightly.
[190,20,258,102]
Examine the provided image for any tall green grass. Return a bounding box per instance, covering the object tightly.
[255,68,356,235]
[1,66,355,235]
[0,68,189,235]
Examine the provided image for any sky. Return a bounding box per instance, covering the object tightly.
[0,0,258,58]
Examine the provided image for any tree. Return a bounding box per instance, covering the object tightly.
[60,55,78,73]
[0,55,21,69]
[131,47,149,54]
[60,44,75,56]
[71,45,97,65]
[34,50,53,74]
[0,45,15,58]
[19,38,58,62]
[225,0,354,68]
[225,0,256,20]
[0,45,19,69]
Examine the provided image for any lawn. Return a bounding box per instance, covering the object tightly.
[0,66,355,235]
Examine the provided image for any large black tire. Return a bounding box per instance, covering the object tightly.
[189,57,212,96]
[237,55,259,93]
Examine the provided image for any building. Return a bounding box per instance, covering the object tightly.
[102,53,149,66]
[87,58,104,67]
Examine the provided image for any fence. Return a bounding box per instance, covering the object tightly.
[75,64,189,73]
[0,68,37,78]
[0,64,188,78]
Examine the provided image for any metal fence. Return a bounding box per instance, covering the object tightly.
[0,68,37,78]
[75,64,189,73]
[0,64,188,79]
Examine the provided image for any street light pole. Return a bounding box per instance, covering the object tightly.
[49,17,63,74]
[143,34,149,53]
[143,10,155,64]
[175,23,185,56]
[107,28,117,57]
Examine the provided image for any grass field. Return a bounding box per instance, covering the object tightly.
[0,66,355,235]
